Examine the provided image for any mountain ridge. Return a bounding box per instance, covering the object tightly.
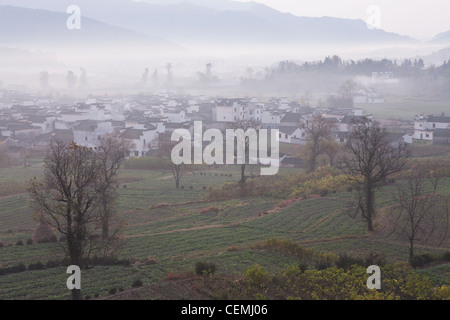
[0,0,418,46]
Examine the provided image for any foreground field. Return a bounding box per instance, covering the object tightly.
[0,162,449,300]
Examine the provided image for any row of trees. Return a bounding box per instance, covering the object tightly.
[39,69,87,91]
[140,62,219,88]
[271,56,428,77]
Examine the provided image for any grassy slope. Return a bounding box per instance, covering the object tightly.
[0,163,449,299]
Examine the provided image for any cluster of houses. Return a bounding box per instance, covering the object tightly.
[0,89,446,168]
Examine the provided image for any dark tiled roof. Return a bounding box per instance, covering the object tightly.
[280,113,303,123]
[120,129,144,140]
[427,115,450,123]
[434,129,450,138]
[281,157,304,166]
[74,120,98,131]
[278,126,299,135]
[8,123,38,131]
[28,116,47,123]
[340,115,368,124]
[216,99,243,106]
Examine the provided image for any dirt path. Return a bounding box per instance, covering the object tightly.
[301,208,342,234]
[0,192,27,201]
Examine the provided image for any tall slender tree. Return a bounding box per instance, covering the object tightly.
[342,119,407,232]
[302,115,337,172]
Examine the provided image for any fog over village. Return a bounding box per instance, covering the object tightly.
[0,0,450,302]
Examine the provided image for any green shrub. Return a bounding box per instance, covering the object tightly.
[195,261,217,275]
[364,252,386,267]
[16,239,23,246]
[335,254,364,270]
[443,251,450,261]
[411,254,434,268]
[46,260,61,268]
[26,238,33,245]
[28,261,45,271]
[0,263,26,276]
[132,279,143,288]
[109,287,117,295]
[244,264,269,287]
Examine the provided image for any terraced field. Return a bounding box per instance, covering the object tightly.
[0,163,449,299]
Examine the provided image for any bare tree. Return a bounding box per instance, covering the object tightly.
[302,90,313,105]
[338,78,358,100]
[301,115,337,172]
[166,62,173,86]
[66,71,77,89]
[141,67,149,86]
[230,120,259,185]
[158,136,184,189]
[97,134,131,240]
[391,172,449,261]
[342,119,407,232]
[28,141,125,300]
[171,162,183,189]
[39,71,50,91]
[152,69,159,87]
[79,68,87,88]
[321,139,341,167]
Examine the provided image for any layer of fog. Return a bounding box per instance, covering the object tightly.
[0,40,448,98]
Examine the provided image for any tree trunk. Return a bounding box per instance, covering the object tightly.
[329,155,335,167]
[409,239,414,262]
[102,201,109,240]
[309,155,317,173]
[71,288,83,300]
[68,238,83,300]
[240,164,246,184]
[102,222,109,241]
[365,182,375,232]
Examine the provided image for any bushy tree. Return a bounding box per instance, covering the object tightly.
[28,141,126,300]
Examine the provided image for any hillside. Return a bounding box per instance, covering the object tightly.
[0,0,417,46]
[432,30,450,45]
[1,160,449,300]
[0,5,179,51]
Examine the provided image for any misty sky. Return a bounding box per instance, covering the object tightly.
[235,0,450,40]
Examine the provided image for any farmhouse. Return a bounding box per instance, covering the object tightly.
[278,126,304,144]
[120,126,158,157]
[73,120,115,148]
[413,114,450,143]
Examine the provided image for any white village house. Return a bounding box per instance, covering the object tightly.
[414,114,450,143]
[120,126,158,157]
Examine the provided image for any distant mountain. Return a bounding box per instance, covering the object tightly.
[421,46,450,65]
[0,0,417,46]
[431,30,450,44]
[0,5,179,51]
[139,0,259,11]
